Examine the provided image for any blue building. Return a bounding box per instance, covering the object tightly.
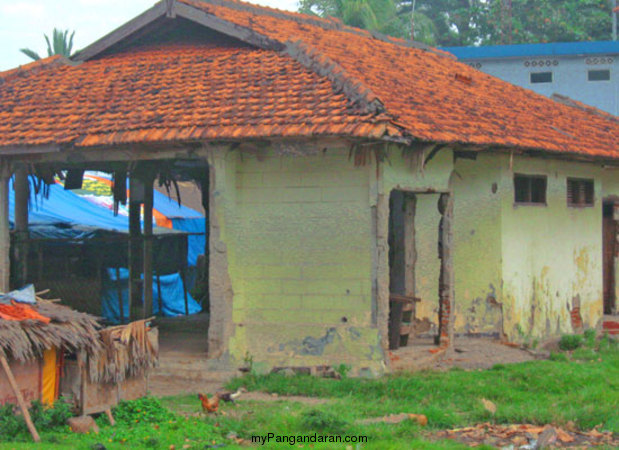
[443,41,619,116]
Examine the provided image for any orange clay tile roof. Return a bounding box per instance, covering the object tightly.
[0,43,387,147]
[0,0,617,159]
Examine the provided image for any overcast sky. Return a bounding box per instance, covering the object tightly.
[0,0,299,71]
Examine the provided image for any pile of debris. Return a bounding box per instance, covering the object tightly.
[435,423,617,448]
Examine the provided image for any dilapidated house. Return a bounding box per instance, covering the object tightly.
[0,0,617,375]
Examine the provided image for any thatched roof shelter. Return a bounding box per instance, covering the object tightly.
[0,300,101,362]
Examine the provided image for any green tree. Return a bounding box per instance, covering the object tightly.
[488,0,613,44]
[300,0,400,36]
[20,28,75,61]
[299,0,613,46]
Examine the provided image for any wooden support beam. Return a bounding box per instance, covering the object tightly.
[0,356,40,442]
[128,176,143,321]
[437,193,455,348]
[142,175,154,318]
[14,167,29,287]
[0,161,11,293]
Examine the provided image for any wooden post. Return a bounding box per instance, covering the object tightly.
[0,356,40,442]
[437,193,455,348]
[128,176,143,321]
[115,267,125,324]
[0,160,11,293]
[14,167,29,287]
[142,175,154,318]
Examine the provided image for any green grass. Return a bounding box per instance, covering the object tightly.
[1,335,616,449]
[224,337,618,434]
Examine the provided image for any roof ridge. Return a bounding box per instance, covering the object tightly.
[283,40,387,117]
[0,55,75,83]
[178,0,452,58]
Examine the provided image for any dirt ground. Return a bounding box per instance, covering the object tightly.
[390,336,539,371]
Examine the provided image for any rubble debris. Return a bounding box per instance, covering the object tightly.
[434,423,617,448]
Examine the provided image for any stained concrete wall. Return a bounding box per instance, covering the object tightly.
[499,155,606,340]
[223,145,381,373]
[210,143,614,370]
[452,154,504,336]
[450,153,612,342]
[211,143,454,372]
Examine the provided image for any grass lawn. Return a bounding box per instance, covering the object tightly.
[1,334,617,449]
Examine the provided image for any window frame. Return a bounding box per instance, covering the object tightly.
[530,71,553,84]
[514,173,548,206]
[566,177,595,208]
[587,69,611,82]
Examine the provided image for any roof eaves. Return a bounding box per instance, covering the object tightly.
[72,1,169,62]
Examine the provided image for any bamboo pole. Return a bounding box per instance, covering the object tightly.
[0,356,40,442]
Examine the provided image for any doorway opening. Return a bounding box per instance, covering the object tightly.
[603,201,617,315]
[387,190,452,354]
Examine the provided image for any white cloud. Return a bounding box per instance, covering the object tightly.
[0,0,298,71]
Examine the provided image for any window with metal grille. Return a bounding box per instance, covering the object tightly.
[530,71,552,83]
[567,178,594,207]
[588,69,610,81]
[514,174,547,205]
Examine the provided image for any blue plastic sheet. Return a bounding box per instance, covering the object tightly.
[171,218,206,267]
[101,268,202,324]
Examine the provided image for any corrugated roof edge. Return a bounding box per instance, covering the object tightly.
[442,41,619,60]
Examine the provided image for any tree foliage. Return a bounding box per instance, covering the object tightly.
[20,28,75,61]
[299,0,614,46]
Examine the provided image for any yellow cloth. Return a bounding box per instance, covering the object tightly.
[41,348,57,406]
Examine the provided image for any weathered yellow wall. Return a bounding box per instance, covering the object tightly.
[499,155,605,340]
[216,144,454,372]
[224,146,382,373]
[213,143,613,370]
[412,194,441,333]
[452,154,504,336]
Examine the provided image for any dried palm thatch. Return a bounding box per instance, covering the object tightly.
[0,300,101,362]
[88,318,158,384]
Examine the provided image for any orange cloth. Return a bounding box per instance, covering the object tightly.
[0,301,51,323]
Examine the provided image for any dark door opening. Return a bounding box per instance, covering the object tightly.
[603,201,617,315]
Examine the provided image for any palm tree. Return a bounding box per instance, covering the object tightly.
[20,28,75,61]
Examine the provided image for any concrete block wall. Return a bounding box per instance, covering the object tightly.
[224,146,384,373]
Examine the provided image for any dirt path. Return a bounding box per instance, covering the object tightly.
[238,392,329,405]
[391,336,539,371]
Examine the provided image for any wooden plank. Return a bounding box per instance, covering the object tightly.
[0,161,10,292]
[0,356,40,442]
[72,1,167,61]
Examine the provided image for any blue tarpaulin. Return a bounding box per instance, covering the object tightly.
[102,268,202,324]
[8,178,205,322]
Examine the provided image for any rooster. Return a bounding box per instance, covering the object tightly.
[198,393,220,413]
[217,387,246,403]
